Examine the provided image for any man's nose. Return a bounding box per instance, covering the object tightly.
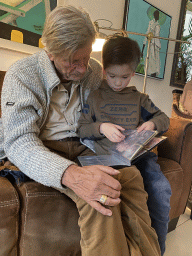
[76,61,88,74]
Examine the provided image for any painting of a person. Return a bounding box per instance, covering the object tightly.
[142,10,161,77]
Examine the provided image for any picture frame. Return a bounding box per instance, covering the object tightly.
[0,0,57,48]
[170,0,192,89]
[123,0,172,80]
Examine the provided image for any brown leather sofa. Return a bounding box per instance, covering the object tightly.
[0,71,192,255]
[171,89,192,219]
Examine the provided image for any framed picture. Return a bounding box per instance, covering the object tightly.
[123,0,172,80]
[170,0,192,89]
[0,0,57,48]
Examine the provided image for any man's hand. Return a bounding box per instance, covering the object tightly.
[62,164,121,216]
[100,123,125,142]
[137,121,155,132]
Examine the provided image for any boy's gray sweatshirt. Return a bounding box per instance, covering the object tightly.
[79,79,170,139]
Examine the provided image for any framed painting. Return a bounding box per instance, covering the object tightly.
[170,0,192,88]
[0,0,57,48]
[123,0,172,80]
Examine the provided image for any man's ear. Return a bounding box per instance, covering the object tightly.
[132,72,135,77]
[103,68,106,77]
[47,52,54,61]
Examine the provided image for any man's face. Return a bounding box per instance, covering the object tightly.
[48,41,92,82]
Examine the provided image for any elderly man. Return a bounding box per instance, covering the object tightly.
[0,5,160,256]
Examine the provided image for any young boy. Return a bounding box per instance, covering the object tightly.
[78,34,171,255]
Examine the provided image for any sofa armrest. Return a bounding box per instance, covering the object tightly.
[158,118,192,166]
[172,104,192,120]
[158,118,192,213]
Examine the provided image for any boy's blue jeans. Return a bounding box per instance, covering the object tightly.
[135,152,172,256]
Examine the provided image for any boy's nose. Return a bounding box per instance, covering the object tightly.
[115,79,122,86]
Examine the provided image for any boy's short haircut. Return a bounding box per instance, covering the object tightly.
[102,34,141,71]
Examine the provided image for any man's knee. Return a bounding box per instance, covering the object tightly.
[117,165,144,186]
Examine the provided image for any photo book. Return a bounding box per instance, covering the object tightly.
[77,129,167,167]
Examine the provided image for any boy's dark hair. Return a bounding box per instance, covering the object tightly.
[102,34,141,71]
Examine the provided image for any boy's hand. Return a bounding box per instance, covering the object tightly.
[100,123,125,142]
[137,121,155,132]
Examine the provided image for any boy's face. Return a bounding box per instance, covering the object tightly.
[104,64,135,92]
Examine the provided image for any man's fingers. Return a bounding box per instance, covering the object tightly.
[95,165,120,176]
[103,196,121,207]
[89,195,121,216]
[101,185,121,199]
[63,165,122,216]
[89,201,112,216]
[93,165,122,191]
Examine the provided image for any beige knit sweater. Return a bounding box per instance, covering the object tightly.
[0,50,102,190]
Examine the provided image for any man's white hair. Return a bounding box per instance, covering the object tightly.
[41,5,96,57]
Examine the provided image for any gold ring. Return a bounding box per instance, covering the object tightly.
[99,195,108,205]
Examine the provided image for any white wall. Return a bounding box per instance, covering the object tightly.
[0,39,41,71]
[0,0,182,116]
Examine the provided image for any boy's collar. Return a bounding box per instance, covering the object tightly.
[101,79,137,93]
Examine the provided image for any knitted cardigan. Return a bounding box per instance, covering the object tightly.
[0,50,102,190]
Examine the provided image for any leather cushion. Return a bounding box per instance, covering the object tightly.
[0,177,19,256]
[18,182,81,256]
[157,157,184,219]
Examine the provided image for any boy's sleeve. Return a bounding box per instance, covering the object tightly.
[78,94,104,139]
[140,94,170,133]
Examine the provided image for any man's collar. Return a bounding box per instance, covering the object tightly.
[57,81,80,91]
[80,61,92,83]
[38,50,60,90]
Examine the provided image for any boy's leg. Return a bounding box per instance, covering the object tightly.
[135,152,172,255]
